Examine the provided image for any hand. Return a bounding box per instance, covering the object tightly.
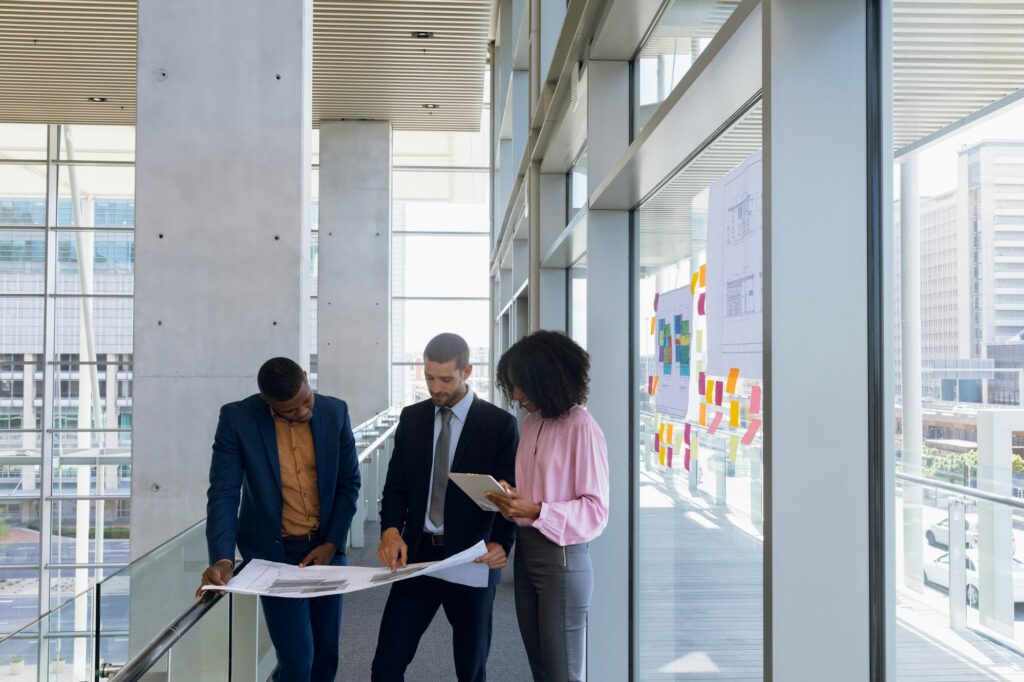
[299,542,338,568]
[485,481,542,520]
[195,560,233,599]
[474,542,507,569]
[377,527,408,572]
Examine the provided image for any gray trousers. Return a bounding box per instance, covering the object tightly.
[514,527,593,682]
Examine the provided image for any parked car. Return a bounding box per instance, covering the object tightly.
[925,514,1016,553]
[923,550,1024,608]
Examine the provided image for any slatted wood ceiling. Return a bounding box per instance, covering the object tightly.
[0,0,490,131]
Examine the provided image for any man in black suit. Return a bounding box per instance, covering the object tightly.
[370,333,519,682]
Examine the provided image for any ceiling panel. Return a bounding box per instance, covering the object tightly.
[0,0,490,131]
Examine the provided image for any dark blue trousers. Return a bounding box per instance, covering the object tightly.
[259,539,345,682]
[370,541,497,682]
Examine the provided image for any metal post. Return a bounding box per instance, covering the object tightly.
[948,497,967,631]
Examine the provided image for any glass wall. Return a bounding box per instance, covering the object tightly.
[0,124,134,634]
[635,102,762,680]
[568,259,587,349]
[888,2,1024,676]
[632,0,742,136]
[391,109,492,406]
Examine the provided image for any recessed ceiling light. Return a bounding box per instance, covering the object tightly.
[87,96,107,103]
[422,104,440,110]
[411,31,435,39]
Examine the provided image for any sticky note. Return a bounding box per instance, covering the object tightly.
[707,411,723,435]
[726,367,740,394]
[653,432,660,452]
[648,375,654,394]
[696,330,704,353]
[690,272,699,294]
[729,400,740,428]
[697,293,706,315]
[699,403,707,426]
[684,447,691,471]
[666,446,673,468]
[650,317,656,335]
[742,419,762,445]
[666,423,674,443]
[706,379,715,403]
[659,445,666,466]
[699,264,706,288]
[654,293,660,311]
[698,372,706,395]
[659,422,666,439]
[728,435,739,462]
[714,381,723,406]
[750,385,762,414]
[652,376,660,395]
[684,422,691,446]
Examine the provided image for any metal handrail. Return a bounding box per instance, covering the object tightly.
[895,471,1024,511]
[109,591,227,682]
[105,405,399,680]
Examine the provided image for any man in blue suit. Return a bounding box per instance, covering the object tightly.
[199,357,361,682]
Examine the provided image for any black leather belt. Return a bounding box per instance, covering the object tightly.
[423,532,444,547]
[282,528,320,543]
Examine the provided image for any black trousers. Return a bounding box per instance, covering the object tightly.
[370,539,497,682]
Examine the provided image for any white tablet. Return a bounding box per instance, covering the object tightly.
[449,473,510,512]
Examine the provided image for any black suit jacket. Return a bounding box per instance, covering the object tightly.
[380,395,519,586]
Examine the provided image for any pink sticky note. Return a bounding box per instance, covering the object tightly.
[653,432,661,452]
[666,446,673,468]
[684,447,691,471]
[653,292,660,311]
[684,422,691,446]
[742,419,762,445]
[707,411,723,435]
[750,385,762,414]
[697,292,706,315]
[714,381,723,406]
[698,372,706,395]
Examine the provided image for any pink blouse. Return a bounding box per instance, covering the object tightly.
[513,405,610,546]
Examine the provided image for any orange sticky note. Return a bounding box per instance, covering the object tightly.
[690,272,699,295]
[728,434,739,462]
[699,403,707,426]
[652,376,660,395]
[726,367,739,394]
[666,423,674,443]
[650,317,656,335]
[699,264,706,288]
[729,400,740,428]
[706,379,715,403]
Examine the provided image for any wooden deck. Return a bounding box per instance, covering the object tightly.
[637,465,1024,680]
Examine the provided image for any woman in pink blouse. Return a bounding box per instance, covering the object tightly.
[486,330,609,682]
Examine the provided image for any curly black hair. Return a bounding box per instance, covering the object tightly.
[496,330,590,418]
[257,357,306,401]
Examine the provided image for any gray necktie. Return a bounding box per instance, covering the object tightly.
[429,407,452,528]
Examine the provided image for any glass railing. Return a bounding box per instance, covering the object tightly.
[0,405,401,681]
[895,457,1024,674]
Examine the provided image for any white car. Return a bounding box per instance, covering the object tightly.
[923,550,1024,607]
[925,515,1016,552]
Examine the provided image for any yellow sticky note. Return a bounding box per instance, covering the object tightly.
[692,436,700,462]
[690,272,699,295]
[659,445,666,466]
[728,434,739,462]
[666,423,674,443]
[729,400,740,428]
[706,379,715,403]
[699,264,706,288]
[650,317,656,335]
[675,430,685,451]
[696,330,704,353]
[659,422,666,439]
[726,367,740,394]
[699,403,707,426]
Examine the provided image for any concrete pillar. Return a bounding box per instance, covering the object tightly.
[766,1,871,679]
[585,57,629,682]
[900,156,924,591]
[976,409,1020,636]
[317,121,391,424]
[132,0,313,557]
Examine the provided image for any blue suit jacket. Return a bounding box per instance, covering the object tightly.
[205,393,361,566]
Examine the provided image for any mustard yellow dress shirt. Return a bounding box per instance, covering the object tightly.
[272,411,321,536]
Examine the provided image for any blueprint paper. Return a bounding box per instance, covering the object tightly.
[706,150,763,379]
[202,540,490,598]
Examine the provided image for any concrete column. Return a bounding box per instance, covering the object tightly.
[766,1,871,679]
[132,0,313,556]
[900,156,924,591]
[317,121,391,425]
[585,58,629,682]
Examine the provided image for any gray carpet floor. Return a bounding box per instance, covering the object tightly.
[337,523,534,681]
